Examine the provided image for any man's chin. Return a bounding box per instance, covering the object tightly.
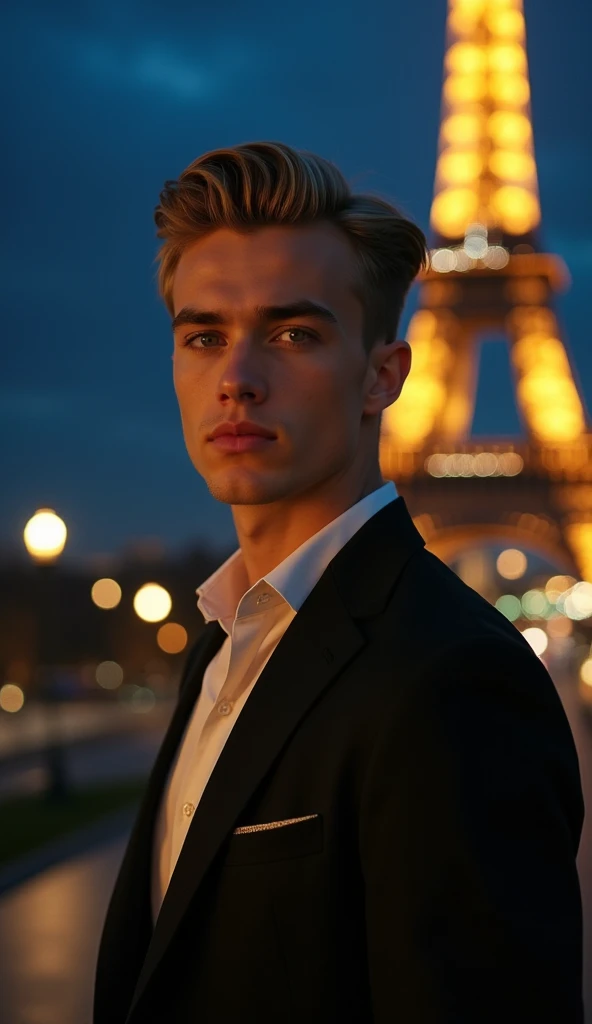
[204,473,290,506]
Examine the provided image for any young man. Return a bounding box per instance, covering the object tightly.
[94,142,585,1023]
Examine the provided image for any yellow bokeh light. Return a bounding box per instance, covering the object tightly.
[408,309,438,339]
[564,524,592,585]
[580,659,592,687]
[438,149,483,186]
[518,374,577,406]
[431,187,480,236]
[0,683,25,713]
[489,149,535,182]
[485,9,525,39]
[496,548,527,579]
[157,622,188,654]
[446,42,487,76]
[442,112,484,146]
[530,407,584,444]
[444,74,487,105]
[23,509,67,562]
[512,334,570,373]
[491,186,540,234]
[488,73,530,107]
[133,583,172,623]
[487,110,531,147]
[487,42,527,75]
[91,578,122,610]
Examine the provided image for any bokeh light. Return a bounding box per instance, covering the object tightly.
[521,589,550,619]
[561,582,592,621]
[0,683,25,713]
[133,583,172,623]
[23,509,67,562]
[96,661,124,689]
[157,622,188,654]
[547,615,573,638]
[545,575,576,603]
[496,548,527,579]
[521,627,548,657]
[495,594,521,621]
[91,578,122,609]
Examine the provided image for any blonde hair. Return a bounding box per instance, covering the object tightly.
[153,141,428,351]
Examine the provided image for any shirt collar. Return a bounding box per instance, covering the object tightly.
[196,480,398,633]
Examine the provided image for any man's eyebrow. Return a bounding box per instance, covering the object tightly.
[171,300,339,333]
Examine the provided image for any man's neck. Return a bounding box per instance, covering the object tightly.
[232,470,385,587]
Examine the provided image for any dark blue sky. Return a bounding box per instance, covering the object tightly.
[2,0,591,565]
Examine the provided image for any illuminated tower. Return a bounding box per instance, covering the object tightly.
[380,0,592,581]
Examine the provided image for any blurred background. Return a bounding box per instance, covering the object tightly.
[1,0,591,1021]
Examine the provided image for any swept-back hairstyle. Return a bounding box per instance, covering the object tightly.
[153,141,428,351]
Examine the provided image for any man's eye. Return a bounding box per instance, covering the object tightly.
[184,333,219,348]
[276,328,315,346]
[182,327,315,350]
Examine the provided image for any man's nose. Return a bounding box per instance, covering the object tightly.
[216,339,268,403]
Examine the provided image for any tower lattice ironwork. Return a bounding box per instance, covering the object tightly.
[380,0,592,582]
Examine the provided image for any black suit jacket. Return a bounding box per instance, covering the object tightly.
[94,496,585,1023]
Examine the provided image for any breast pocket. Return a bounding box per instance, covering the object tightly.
[225,813,324,866]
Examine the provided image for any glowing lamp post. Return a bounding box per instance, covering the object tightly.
[23,509,67,564]
[23,508,69,800]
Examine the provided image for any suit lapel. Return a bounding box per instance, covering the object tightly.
[127,495,426,1020]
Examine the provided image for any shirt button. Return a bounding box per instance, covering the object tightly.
[217,700,233,715]
[256,592,270,605]
[182,802,195,818]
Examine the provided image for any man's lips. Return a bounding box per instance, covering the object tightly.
[209,434,276,453]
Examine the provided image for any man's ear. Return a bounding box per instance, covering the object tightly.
[364,339,411,414]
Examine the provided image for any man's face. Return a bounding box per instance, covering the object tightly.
[171,222,407,506]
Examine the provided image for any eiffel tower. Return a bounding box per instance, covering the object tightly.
[380,0,592,584]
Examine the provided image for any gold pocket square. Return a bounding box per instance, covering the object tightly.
[232,813,319,835]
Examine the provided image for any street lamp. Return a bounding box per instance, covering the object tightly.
[23,508,69,800]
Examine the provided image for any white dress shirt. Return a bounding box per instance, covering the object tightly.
[151,480,398,924]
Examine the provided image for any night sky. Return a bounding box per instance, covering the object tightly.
[2,0,591,566]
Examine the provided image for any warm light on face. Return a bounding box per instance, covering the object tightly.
[172,223,401,512]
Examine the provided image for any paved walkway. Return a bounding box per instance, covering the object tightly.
[0,833,127,1024]
[0,674,590,1024]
